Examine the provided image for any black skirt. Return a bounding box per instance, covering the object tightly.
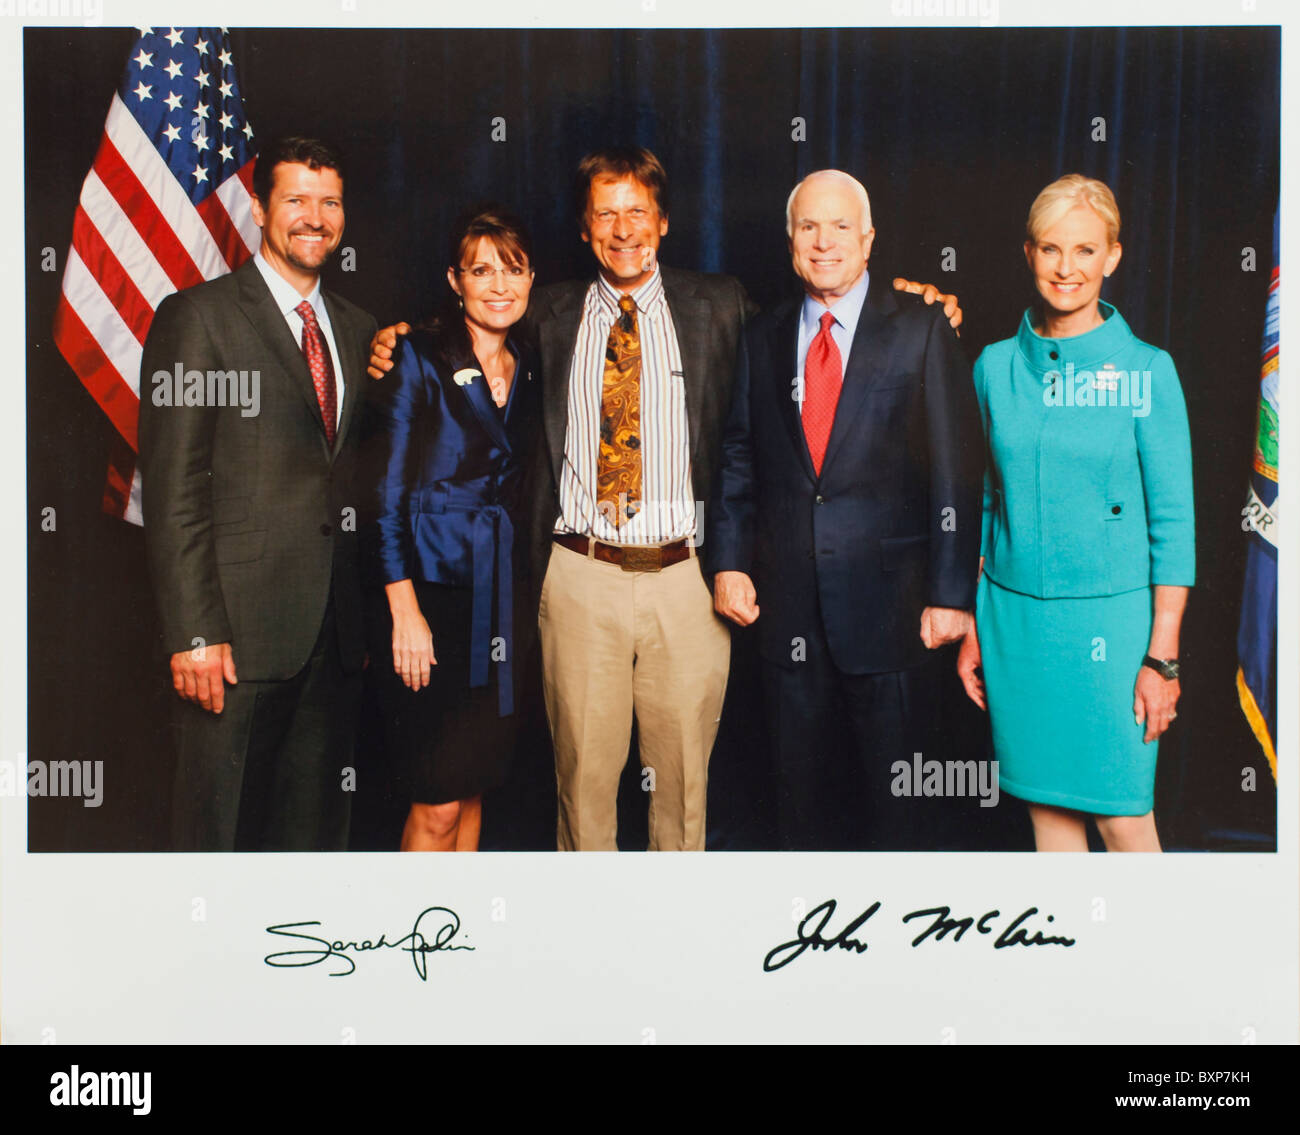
[367,580,518,805]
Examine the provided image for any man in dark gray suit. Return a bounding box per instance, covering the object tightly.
[139,136,378,852]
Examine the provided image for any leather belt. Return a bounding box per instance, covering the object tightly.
[553,533,692,572]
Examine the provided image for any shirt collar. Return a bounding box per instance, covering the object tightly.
[802,269,870,341]
[594,263,665,316]
[254,248,324,319]
[1014,300,1134,372]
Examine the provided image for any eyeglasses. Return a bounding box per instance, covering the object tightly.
[457,264,530,281]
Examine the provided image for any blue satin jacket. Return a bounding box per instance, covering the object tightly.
[364,329,539,714]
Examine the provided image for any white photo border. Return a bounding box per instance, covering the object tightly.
[2,0,1294,1045]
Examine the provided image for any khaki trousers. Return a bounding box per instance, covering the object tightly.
[538,541,731,850]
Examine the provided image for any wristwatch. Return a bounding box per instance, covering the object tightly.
[1142,655,1181,680]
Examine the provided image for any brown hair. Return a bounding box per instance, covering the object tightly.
[252,136,344,205]
[573,146,669,228]
[448,204,533,274]
[419,203,534,369]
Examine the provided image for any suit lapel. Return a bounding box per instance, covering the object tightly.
[660,267,711,465]
[324,291,363,458]
[456,349,513,453]
[235,262,333,456]
[770,295,817,483]
[819,281,899,478]
[236,261,351,460]
[534,285,586,487]
[501,348,536,440]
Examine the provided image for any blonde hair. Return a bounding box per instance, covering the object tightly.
[1026,174,1120,246]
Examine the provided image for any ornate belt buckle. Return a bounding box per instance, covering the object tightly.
[621,545,662,573]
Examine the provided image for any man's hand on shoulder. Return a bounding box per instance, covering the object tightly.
[170,641,238,714]
[714,570,760,627]
[893,278,962,333]
[367,321,411,379]
[920,606,971,649]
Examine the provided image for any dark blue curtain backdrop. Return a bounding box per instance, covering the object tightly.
[26,26,1278,851]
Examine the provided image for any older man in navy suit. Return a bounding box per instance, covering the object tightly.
[706,170,983,851]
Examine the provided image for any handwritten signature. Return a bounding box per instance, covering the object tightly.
[264,907,473,980]
[763,898,1076,972]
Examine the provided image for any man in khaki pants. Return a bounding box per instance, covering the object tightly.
[528,148,749,850]
[367,149,957,851]
[369,148,747,850]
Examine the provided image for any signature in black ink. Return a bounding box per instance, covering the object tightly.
[763,899,1077,971]
[264,907,473,980]
[902,905,1076,950]
[762,899,882,972]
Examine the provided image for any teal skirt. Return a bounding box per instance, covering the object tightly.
[976,575,1157,815]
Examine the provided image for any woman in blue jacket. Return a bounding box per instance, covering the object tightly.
[958,175,1195,852]
[364,205,540,851]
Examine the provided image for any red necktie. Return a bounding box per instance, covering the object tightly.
[296,299,337,446]
[803,310,841,476]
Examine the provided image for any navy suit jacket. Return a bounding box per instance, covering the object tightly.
[706,281,983,674]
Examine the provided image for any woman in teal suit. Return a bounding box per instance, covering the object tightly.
[958,175,1195,852]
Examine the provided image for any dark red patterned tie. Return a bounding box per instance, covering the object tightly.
[803,310,841,475]
[296,299,337,446]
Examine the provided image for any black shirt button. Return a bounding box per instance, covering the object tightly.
[1049,350,1059,360]
[1111,505,1122,515]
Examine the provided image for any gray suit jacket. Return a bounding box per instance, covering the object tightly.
[138,258,378,681]
[525,264,756,583]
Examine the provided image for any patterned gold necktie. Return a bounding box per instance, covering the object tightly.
[597,294,642,527]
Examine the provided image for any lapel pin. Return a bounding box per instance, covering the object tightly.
[1093,363,1120,391]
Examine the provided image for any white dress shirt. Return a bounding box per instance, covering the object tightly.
[253,250,344,427]
[555,266,694,544]
[797,270,870,417]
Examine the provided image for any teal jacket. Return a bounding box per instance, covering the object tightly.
[974,302,1195,598]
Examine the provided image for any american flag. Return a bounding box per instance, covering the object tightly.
[53,27,259,524]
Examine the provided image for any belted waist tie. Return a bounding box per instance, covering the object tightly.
[428,483,514,717]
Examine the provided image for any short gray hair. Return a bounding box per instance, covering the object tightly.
[785,170,873,236]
